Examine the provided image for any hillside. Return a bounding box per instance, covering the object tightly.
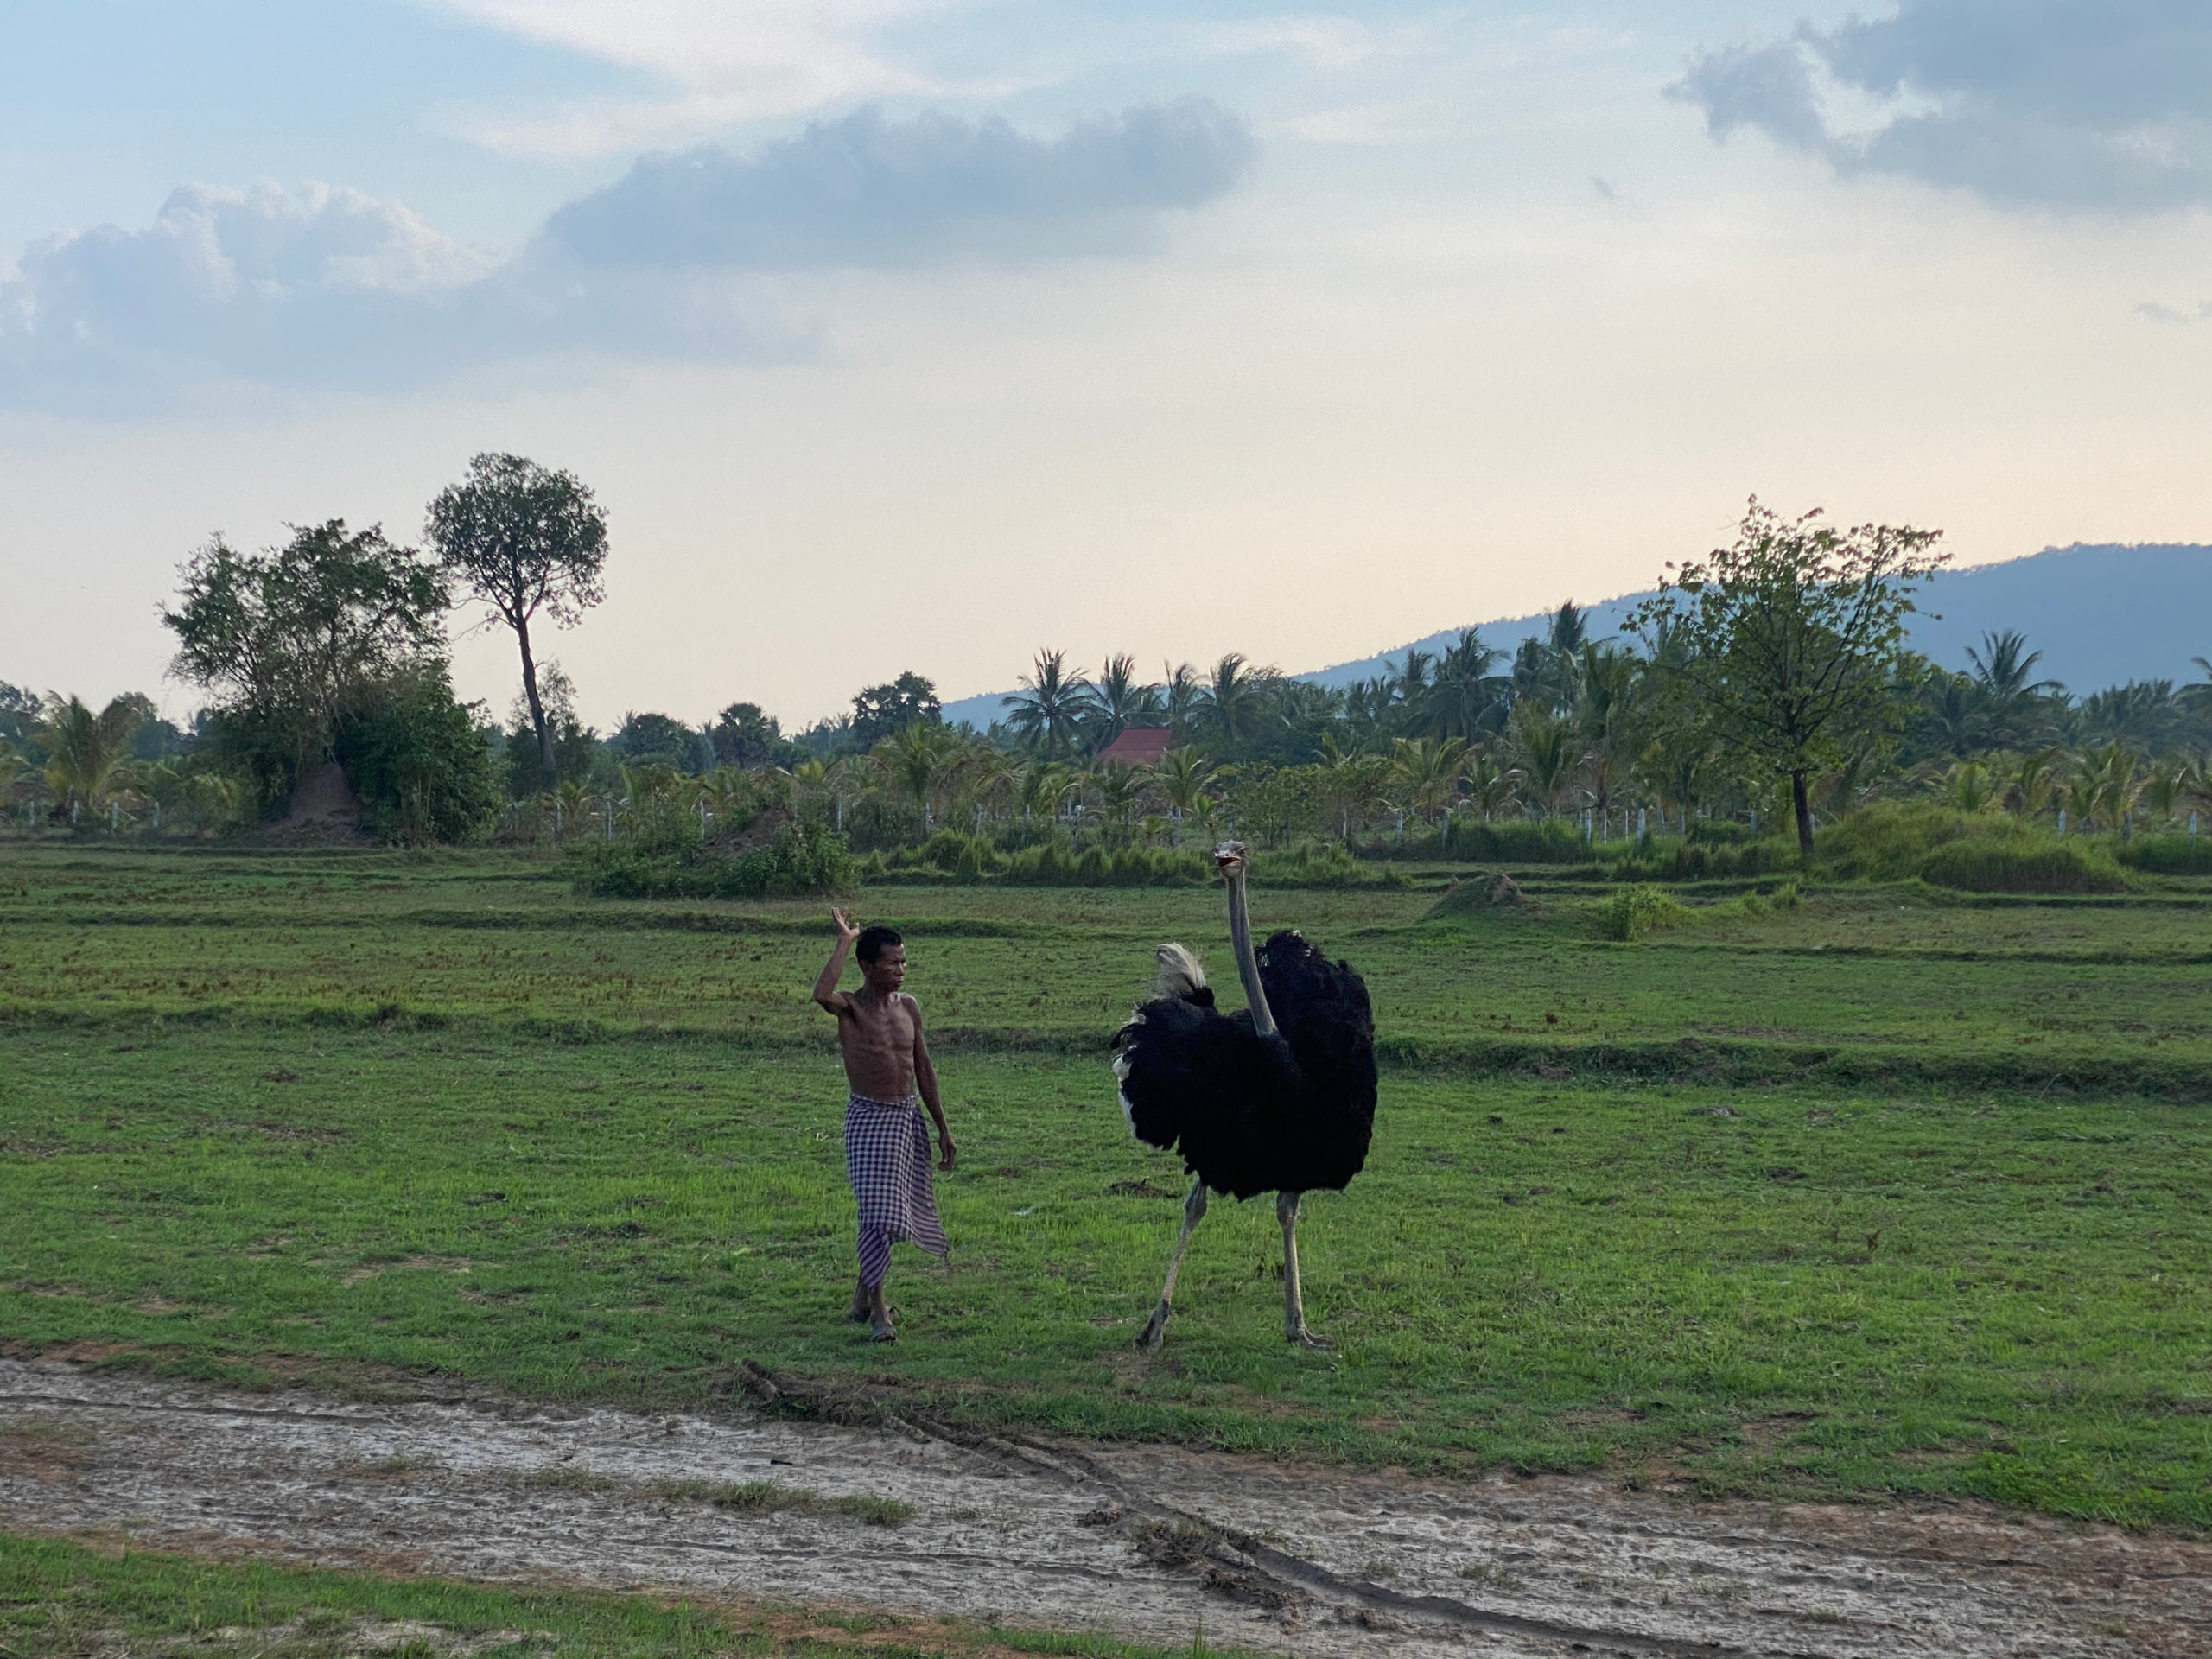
[939,542,2210,726]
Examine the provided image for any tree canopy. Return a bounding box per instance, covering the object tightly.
[426,454,609,788]
[1630,498,1946,854]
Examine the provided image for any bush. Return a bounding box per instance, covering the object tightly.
[576,816,855,899]
[1918,842,2126,894]
[1606,839,1793,881]
[1599,883,1699,941]
[335,667,501,846]
[2115,835,2212,875]
[1442,819,1591,864]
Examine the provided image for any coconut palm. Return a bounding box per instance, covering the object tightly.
[1161,663,1207,742]
[1966,630,2059,749]
[2003,747,2063,822]
[2085,741,2139,834]
[2139,765,2186,829]
[1388,735,1467,826]
[1087,760,1147,837]
[1153,747,1222,847]
[1198,653,1280,747]
[1461,748,1521,823]
[1415,628,1506,741]
[1509,702,1579,817]
[1083,654,1163,751]
[38,695,143,819]
[1002,650,1092,758]
[1943,759,1995,813]
[875,721,958,832]
[1010,757,1071,846]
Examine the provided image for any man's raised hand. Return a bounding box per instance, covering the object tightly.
[831,906,860,944]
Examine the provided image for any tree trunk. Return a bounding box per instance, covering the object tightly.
[1791,770,1815,857]
[517,619,554,788]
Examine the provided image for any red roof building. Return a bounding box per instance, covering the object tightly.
[1095,727,1175,768]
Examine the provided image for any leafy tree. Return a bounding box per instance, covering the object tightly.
[1388,735,1466,825]
[502,663,598,798]
[612,711,704,772]
[163,521,449,802]
[0,681,42,746]
[710,701,784,769]
[36,695,143,817]
[849,671,942,748]
[426,454,609,790]
[874,721,957,830]
[1152,747,1222,846]
[1630,499,1946,855]
[1509,702,1579,817]
[1001,651,1090,757]
[1414,629,1506,741]
[335,664,501,846]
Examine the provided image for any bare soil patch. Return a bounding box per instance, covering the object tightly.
[1,1358,2204,1657]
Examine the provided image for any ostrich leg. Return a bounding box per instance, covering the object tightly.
[1137,1176,1208,1350]
[1277,1190,1333,1349]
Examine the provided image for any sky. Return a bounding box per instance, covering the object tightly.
[3,0,2209,732]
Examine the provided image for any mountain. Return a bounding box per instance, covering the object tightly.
[938,543,2212,727]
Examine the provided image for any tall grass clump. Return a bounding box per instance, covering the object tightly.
[575,815,855,899]
[1815,803,2124,893]
[1596,883,1700,941]
[1442,819,1592,864]
[2115,834,2212,875]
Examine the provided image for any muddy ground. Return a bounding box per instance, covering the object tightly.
[1,1358,2204,1657]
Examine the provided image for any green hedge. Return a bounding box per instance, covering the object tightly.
[2116,834,2212,874]
[1918,841,2126,894]
[575,817,855,899]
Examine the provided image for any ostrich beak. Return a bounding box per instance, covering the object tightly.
[1213,840,1249,874]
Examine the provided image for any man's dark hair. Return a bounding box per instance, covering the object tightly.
[855,925,903,964]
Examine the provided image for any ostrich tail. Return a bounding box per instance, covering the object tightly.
[1151,943,1208,1001]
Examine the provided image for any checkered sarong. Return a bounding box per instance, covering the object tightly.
[844,1092,949,1265]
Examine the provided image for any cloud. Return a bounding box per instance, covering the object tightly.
[1669,1,2212,211]
[0,99,1252,416]
[539,97,1255,268]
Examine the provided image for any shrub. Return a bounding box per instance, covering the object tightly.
[576,817,855,899]
[1442,819,1591,864]
[1599,884,1699,941]
[1918,842,2126,894]
[2115,835,2212,875]
[335,667,501,846]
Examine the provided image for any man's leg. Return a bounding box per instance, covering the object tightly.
[857,1226,896,1340]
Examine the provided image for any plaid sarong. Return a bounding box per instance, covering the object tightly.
[844,1092,949,1261]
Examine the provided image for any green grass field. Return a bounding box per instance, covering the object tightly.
[3,845,2209,1532]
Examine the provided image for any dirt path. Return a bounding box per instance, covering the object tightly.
[2,1358,2203,1657]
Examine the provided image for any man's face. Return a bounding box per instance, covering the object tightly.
[861,944,906,993]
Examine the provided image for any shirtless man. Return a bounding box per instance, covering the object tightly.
[812,909,956,1341]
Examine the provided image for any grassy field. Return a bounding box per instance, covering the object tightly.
[2,843,2209,1532]
[0,1533,1220,1658]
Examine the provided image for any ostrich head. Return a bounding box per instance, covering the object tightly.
[1214,840,1250,880]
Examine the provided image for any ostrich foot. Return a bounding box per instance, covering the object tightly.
[1286,1325,1334,1351]
[1135,1302,1171,1350]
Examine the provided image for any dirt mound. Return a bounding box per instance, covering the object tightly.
[1425,871,1539,921]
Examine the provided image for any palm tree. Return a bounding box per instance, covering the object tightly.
[38,695,143,820]
[2086,741,2139,835]
[2003,747,2063,822]
[1161,662,1206,742]
[1010,758,1071,846]
[1083,654,1162,751]
[1199,653,1279,746]
[1943,759,1995,813]
[1415,628,1505,741]
[1966,630,2059,748]
[1462,747,1522,823]
[1087,761,1146,838]
[1153,747,1221,847]
[875,721,957,832]
[1388,735,1467,826]
[1510,702,1579,817]
[1002,650,1092,758]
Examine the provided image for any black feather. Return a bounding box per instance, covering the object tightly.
[1113,929,1376,1200]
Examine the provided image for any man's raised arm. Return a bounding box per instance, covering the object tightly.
[813,907,861,1013]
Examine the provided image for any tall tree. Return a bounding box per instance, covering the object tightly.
[36,695,143,817]
[1002,651,1091,758]
[1630,498,1946,855]
[1083,653,1162,749]
[164,521,450,795]
[1199,652,1280,746]
[849,671,942,748]
[426,454,610,789]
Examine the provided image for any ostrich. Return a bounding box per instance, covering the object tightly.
[1113,841,1376,1349]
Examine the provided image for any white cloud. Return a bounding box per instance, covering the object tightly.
[0,99,1253,414]
[1670,1,2212,212]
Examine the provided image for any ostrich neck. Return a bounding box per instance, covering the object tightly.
[1225,873,1278,1038]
